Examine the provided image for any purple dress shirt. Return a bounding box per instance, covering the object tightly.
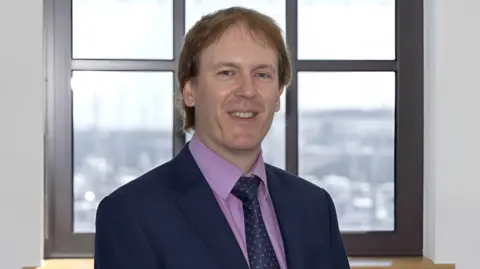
[189,135,287,269]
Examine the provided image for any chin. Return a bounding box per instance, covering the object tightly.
[226,136,262,152]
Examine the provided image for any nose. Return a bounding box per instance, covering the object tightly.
[235,73,257,99]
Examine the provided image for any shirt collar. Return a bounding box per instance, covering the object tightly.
[188,134,269,200]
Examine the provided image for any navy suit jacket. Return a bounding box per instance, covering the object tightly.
[94,144,350,269]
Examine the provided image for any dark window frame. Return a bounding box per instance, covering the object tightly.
[44,0,424,258]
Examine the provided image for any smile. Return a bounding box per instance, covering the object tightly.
[229,112,257,119]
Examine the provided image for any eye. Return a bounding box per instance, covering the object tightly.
[217,70,234,76]
[255,72,271,79]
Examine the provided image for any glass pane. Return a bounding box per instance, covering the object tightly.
[72,0,173,59]
[298,0,395,60]
[185,130,194,142]
[298,72,395,232]
[72,71,173,233]
[185,0,286,35]
[262,92,285,169]
[184,93,285,169]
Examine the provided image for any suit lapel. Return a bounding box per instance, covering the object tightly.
[267,166,310,269]
[172,146,250,269]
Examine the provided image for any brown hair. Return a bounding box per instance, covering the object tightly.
[176,6,292,132]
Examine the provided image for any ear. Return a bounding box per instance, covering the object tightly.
[183,80,196,108]
[275,87,284,112]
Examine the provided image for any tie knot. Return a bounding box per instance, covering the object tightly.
[231,176,261,202]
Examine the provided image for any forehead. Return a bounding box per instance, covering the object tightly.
[200,25,278,67]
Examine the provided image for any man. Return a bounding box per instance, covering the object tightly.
[94,6,350,269]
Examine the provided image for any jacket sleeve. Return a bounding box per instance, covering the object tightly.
[325,191,351,269]
[94,194,161,269]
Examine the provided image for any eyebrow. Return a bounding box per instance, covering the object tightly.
[210,61,277,72]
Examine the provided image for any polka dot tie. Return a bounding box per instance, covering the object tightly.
[232,176,281,269]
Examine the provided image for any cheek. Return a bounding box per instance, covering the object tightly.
[197,85,230,116]
[264,88,282,108]
[209,85,237,110]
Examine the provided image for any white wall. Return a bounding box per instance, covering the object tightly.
[0,0,44,268]
[0,0,478,268]
[423,0,480,268]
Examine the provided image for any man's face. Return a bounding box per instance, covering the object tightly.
[183,25,283,156]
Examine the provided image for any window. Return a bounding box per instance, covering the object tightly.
[44,0,423,258]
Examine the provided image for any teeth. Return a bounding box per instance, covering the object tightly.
[230,112,255,119]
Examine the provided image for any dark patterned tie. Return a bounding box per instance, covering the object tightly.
[231,176,281,269]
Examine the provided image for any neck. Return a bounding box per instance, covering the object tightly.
[195,134,261,173]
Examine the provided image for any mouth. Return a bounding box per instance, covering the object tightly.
[229,111,258,119]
